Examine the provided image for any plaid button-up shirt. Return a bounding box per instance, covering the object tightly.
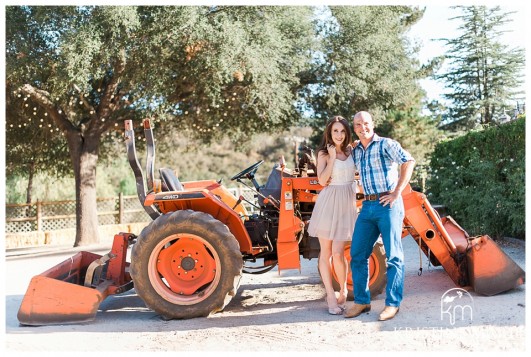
[352,133,415,195]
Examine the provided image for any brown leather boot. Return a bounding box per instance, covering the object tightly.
[343,303,371,318]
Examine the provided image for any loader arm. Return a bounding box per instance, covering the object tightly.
[401,185,524,295]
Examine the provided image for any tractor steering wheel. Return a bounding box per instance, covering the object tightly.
[230,160,264,181]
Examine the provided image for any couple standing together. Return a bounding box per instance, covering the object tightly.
[307,111,415,321]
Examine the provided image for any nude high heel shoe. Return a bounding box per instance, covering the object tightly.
[326,294,343,315]
[337,290,347,310]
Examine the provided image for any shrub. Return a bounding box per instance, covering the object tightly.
[426,118,524,239]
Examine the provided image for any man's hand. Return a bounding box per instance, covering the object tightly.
[380,191,400,207]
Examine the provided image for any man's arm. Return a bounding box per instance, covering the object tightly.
[395,160,416,195]
[381,160,415,207]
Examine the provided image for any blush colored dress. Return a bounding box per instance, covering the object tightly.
[307,155,357,241]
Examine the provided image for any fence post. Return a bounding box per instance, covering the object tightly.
[119,192,124,224]
[36,200,42,231]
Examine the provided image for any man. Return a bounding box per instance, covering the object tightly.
[344,111,415,321]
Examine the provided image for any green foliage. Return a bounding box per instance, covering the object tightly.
[436,6,525,130]
[6,127,314,203]
[5,5,431,244]
[302,6,425,128]
[426,118,524,239]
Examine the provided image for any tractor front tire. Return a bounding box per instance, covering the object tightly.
[130,210,242,319]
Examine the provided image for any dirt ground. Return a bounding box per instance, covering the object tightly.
[3,235,527,353]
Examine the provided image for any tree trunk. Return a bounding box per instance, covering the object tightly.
[18,83,107,247]
[25,161,35,218]
[67,131,101,247]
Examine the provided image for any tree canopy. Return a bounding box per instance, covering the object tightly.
[6,5,428,245]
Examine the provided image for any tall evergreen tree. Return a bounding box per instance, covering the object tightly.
[436,6,525,130]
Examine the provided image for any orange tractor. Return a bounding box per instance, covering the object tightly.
[17,119,525,325]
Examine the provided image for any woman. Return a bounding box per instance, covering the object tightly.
[307,116,358,315]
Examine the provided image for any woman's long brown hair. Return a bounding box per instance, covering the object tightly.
[317,116,352,156]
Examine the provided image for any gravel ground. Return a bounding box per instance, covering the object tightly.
[3,235,526,353]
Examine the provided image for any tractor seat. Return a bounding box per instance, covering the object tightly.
[258,164,285,206]
[159,168,184,191]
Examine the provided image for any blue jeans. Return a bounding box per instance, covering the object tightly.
[350,198,405,307]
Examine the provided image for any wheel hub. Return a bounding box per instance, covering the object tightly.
[156,236,216,295]
[180,256,195,271]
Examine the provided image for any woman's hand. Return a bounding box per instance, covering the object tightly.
[327,144,336,161]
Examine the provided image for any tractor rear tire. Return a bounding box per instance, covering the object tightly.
[130,210,242,319]
[329,240,387,299]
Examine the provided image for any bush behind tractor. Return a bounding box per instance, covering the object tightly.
[18,119,525,325]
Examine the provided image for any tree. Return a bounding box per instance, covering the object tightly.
[6,5,429,246]
[6,6,317,246]
[436,6,525,130]
[302,6,425,121]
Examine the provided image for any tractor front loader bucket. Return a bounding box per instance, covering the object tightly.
[403,186,525,296]
[467,235,525,296]
[17,233,135,326]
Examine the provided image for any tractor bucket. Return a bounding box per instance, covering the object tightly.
[466,235,525,296]
[441,216,524,295]
[17,233,135,326]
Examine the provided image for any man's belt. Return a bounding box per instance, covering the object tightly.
[364,191,390,201]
